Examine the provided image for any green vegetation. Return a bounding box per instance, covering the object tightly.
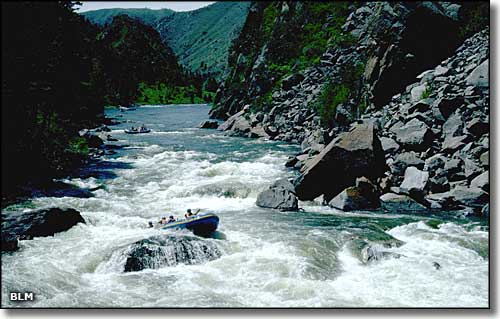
[421,87,432,99]
[82,2,251,79]
[2,3,217,197]
[137,83,214,104]
[2,2,106,193]
[315,82,350,126]
[97,14,211,106]
[313,61,366,126]
[267,2,353,74]
[66,137,90,156]
[458,2,489,40]
[262,3,279,38]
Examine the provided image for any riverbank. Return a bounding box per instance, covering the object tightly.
[1,104,488,308]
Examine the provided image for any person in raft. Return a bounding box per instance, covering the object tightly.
[184,209,200,219]
[167,215,176,223]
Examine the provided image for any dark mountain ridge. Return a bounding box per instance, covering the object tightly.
[81,2,251,79]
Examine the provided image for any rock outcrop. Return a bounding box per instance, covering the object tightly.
[124,235,222,272]
[294,123,385,202]
[1,208,85,251]
[256,179,298,211]
[199,120,220,129]
[208,1,489,215]
[328,177,380,211]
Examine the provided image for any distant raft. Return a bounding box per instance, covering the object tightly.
[124,127,151,134]
[160,213,219,235]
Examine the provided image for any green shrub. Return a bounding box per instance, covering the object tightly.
[66,137,89,155]
[136,82,208,104]
[315,82,350,125]
[421,87,432,99]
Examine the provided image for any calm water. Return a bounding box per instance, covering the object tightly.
[1,104,489,307]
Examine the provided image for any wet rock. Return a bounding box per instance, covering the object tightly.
[428,186,488,209]
[248,125,270,138]
[294,123,385,201]
[256,179,298,211]
[466,59,488,87]
[124,235,222,272]
[199,120,219,129]
[380,193,428,213]
[393,118,433,151]
[328,177,380,211]
[1,208,85,251]
[1,234,19,252]
[217,110,244,131]
[348,238,402,264]
[82,132,104,148]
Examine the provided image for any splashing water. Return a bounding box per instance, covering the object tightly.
[1,104,488,307]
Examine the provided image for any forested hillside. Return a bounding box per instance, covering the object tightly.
[1,2,213,198]
[2,2,105,195]
[82,2,251,79]
[98,14,210,106]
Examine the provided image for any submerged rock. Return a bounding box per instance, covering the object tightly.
[1,208,85,251]
[256,178,298,211]
[124,235,222,272]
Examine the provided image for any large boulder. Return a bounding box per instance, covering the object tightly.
[428,186,489,209]
[2,208,85,251]
[400,166,429,193]
[256,179,299,211]
[328,177,380,211]
[391,151,424,175]
[199,120,219,129]
[294,123,385,201]
[470,171,489,192]
[393,118,433,151]
[380,193,428,213]
[124,235,222,272]
[217,110,244,131]
[466,59,488,87]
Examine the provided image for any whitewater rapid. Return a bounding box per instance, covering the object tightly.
[1,104,489,307]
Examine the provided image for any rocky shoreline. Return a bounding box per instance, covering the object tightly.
[207,3,489,218]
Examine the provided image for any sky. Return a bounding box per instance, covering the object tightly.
[76,2,215,12]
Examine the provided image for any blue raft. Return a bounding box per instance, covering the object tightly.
[160,213,219,235]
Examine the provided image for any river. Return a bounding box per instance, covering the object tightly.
[1,104,489,307]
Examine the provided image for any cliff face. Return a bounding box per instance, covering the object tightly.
[211,1,489,215]
[211,2,476,124]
